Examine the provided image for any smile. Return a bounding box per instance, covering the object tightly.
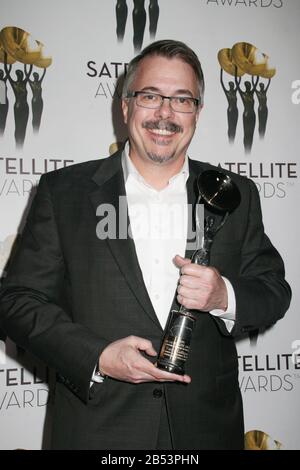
[148,128,176,136]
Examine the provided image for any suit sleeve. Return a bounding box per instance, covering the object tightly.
[0,174,109,403]
[229,179,291,337]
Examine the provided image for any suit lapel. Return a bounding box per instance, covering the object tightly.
[89,152,161,330]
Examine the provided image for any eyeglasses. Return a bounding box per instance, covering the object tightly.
[127,91,200,114]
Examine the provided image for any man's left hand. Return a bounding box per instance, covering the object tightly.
[174,255,228,312]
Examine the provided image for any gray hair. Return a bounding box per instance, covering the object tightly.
[122,39,205,105]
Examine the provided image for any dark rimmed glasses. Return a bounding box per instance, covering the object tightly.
[127,91,200,113]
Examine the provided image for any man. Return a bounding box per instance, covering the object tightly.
[0,40,291,450]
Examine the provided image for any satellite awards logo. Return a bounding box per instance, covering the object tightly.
[218,42,276,154]
[0,26,52,148]
[115,0,160,51]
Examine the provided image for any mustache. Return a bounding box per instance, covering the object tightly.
[142,120,183,133]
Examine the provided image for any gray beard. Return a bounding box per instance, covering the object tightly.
[146,151,175,164]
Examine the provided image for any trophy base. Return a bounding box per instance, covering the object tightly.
[156,360,185,375]
[157,309,195,376]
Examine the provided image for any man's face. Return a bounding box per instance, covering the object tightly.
[122,55,201,167]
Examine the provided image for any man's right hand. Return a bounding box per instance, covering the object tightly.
[98,335,191,384]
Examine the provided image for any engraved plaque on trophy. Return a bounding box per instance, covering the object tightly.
[157,170,241,375]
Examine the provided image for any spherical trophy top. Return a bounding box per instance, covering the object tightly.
[197,170,241,214]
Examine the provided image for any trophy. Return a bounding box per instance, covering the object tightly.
[157,170,241,375]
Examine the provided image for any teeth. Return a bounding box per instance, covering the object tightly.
[150,129,174,136]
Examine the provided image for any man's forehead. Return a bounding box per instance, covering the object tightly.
[133,55,198,90]
[137,54,191,70]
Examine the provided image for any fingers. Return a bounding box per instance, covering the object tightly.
[180,263,209,277]
[173,254,191,269]
[175,256,214,280]
[177,294,201,311]
[176,256,225,302]
[99,336,192,385]
[137,357,191,384]
[177,267,214,309]
[178,284,206,301]
[179,273,210,290]
[132,336,157,357]
[177,279,213,310]
[177,266,228,311]
[151,369,192,384]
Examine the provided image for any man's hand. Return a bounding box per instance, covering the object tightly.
[174,254,228,312]
[99,335,191,384]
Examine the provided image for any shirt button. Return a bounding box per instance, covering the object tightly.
[155,258,160,264]
[154,294,160,300]
[153,389,163,398]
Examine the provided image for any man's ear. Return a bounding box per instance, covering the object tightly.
[195,104,203,124]
[122,98,128,124]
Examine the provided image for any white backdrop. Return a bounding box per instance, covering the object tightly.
[0,0,299,450]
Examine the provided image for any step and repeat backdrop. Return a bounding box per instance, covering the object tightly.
[0,0,299,450]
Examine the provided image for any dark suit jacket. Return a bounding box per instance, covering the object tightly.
[0,151,291,449]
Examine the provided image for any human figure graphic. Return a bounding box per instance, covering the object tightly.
[0,64,12,136]
[4,60,33,148]
[133,0,146,52]
[149,0,159,38]
[235,74,259,154]
[27,67,47,133]
[115,1,160,51]
[220,68,241,143]
[253,77,271,139]
[116,0,128,41]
